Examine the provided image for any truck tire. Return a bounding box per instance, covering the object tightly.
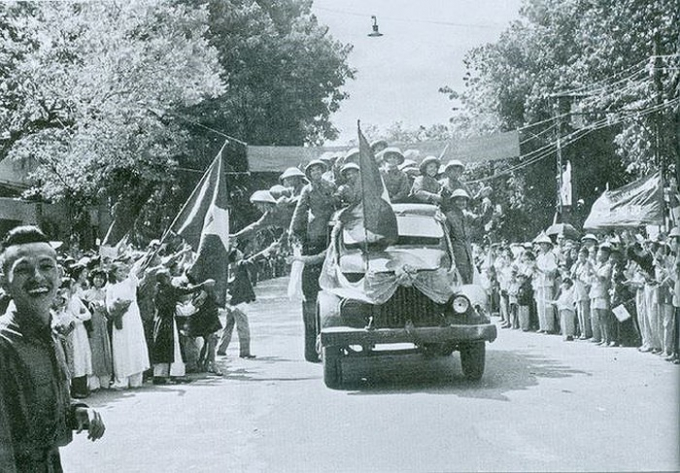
[303,301,319,362]
[459,341,485,381]
[323,346,343,389]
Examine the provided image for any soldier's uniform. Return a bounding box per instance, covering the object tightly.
[289,160,338,362]
[410,156,442,204]
[378,147,410,203]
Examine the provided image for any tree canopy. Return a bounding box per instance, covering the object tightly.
[443,0,679,239]
[0,0,354,244]
[181,0,355,148]
[0,1,224,204]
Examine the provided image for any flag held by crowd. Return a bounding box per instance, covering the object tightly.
[169,142,230,306]
[583,171,663,230]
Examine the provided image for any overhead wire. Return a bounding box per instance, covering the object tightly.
[313,5,506,30]
[467,96,680,184]
[515,55,668,146]
[556,58,649,96]
[518,97,680,168]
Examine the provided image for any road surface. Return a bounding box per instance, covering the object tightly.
[62,277,679,472]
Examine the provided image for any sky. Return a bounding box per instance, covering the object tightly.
[310,0,524,145]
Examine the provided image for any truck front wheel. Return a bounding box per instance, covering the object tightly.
[459,341,485,381]
[323,346,343,389]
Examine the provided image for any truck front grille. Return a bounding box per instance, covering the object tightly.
[372,286,447,328]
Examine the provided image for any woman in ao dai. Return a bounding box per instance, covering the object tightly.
[106,261,150,388]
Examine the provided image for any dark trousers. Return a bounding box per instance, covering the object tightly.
[17,447,63,472]
[674,307,680,356]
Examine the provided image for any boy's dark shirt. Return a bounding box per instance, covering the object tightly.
[0,308,85,472]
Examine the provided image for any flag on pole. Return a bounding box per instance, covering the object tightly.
[169,143,230,306]
[337,123,398,248]
[583,171,663,230]
[357,122,398,244]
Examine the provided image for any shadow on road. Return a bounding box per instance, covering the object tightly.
[342,348,591,401]
[80,372,231,408]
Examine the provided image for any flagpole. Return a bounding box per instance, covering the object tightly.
[357,121,371,274]
[438,142,450,160]
[137,140,228,272]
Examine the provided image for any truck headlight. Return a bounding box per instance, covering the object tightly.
[452,295,470,314]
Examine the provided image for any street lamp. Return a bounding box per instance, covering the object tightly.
[368,15,383,37]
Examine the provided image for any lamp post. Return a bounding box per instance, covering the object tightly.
[368,16,383,37]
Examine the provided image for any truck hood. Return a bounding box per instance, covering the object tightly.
[339,246,447,274]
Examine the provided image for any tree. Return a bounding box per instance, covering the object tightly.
[442,0,679,238]
[181,0,355,148]
[0,1,224,241]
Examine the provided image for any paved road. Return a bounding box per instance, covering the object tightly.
[63,277,679,472]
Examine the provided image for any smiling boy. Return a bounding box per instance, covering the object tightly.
[0,226,105,472]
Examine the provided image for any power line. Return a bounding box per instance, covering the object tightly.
[554,58,649,97]
[313,6,507,30]
[148,108,248,146]
[519,122,558,145]
[468,96,680,183]
[552,54,678,100]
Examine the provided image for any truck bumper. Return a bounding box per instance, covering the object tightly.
[320,323,497,347]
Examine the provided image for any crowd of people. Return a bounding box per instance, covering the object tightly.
[0,235,265,401]
[472,230,680,363]
[3,141,677,402]
[232,141,500,360]
[229,141,679,367]
[1,140,678,470]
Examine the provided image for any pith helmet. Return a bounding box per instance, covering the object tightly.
[250,190,277,205]
[419,156,441,175]
[344,148,360,164]
[450,189,470,199]
[370,139,389,154]
[534,233,553,245]
[304,160,327,178]
[378,147,405,165]
[269,184,291,200]
[444,159,465,173]
[340,162,360,177]
[279,167,305,181]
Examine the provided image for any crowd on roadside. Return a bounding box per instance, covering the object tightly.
[0,235,264,399]
[472,230,680,364]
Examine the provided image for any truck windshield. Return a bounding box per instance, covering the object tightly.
[342,215,444,248]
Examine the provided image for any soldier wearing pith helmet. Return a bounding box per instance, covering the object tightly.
[336,162,362,206]
[279,167,307,198]
[441,159,472,195]
[232,190,291,242]
[442,188,481,284]
[410,155,442,204]
[289,159,338,362]
[378,147,410,203]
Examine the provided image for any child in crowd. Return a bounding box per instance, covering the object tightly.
[507,268,520,329]
[217,249,257,359]
[54,279,93,398]
[571,247,593,339]
[82,268,113,390]
[516,273,534,331]
[552,277,576,341]
[589,244,613,346]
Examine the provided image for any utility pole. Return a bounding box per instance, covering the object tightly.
[554,95,564,223]
[653,33,667,230]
